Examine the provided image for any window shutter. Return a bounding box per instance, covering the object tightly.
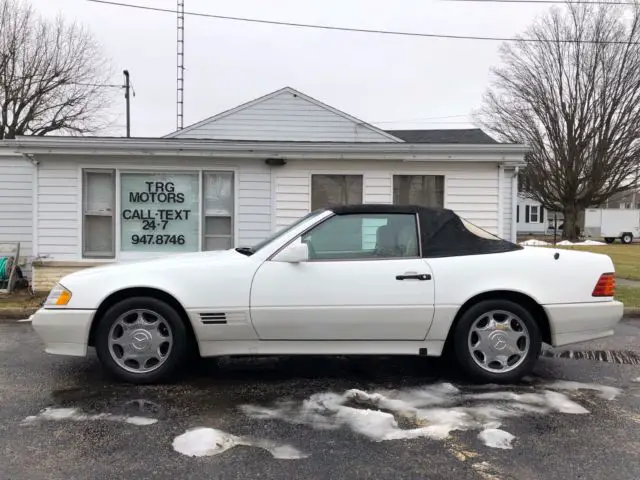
[540,207,545,223]
[517,205,520,222]
[525,205,530,223]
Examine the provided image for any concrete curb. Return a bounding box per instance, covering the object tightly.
[0,307,38,321]
[2,306,640,323]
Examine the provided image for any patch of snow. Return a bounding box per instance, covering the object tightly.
[173,428,239,457]
[519,239,550,246]
[556,240,575,245]
[545,380,621,400]
[575,240,607,246]
[125,416,158,426]
[632,377,640,383]
[478,429,515,449]
[21,407,158,426]
[241,381,610,448]
[542,391,589,414]
[172,427,308,459]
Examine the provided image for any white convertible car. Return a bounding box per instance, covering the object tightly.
[32,204,623,384]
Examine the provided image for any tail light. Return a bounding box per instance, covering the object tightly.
[592,273,615,297]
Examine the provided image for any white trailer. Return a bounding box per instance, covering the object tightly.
[584,208,640,244]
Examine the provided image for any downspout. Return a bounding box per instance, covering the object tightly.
[511,166,519,243]
[22,152,39,279]
[497,164,504,239]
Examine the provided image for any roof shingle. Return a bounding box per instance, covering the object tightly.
[385,128,498,144]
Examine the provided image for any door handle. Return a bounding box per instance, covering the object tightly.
[396,273,431,281]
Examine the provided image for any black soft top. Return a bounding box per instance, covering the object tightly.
[330,204,521,258]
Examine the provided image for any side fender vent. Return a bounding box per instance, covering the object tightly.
[200,312,227,325]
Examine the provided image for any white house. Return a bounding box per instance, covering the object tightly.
[0,87,527,291]
[516,194,552,235]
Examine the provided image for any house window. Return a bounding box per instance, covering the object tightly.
[120,172,200,253]
[82,169,116,258]
[529,205,539,223]
[311,174,363,210]
[203,172,234,251]
[393,175,444,208]
[301,213,419,260]
[81,169,235,259]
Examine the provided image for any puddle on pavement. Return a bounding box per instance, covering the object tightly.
[541,349,640,365]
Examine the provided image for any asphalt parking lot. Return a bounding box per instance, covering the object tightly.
[1,319,639,480]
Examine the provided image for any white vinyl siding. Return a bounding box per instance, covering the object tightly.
[0,155,33,277]
[274,161,500,234]
[36,156,272,260]
[170,90,394,142]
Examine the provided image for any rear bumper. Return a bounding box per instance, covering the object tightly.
[544,300,624,347]
[31,308,95,356]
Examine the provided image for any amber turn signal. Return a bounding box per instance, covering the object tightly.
[592,273,615,297]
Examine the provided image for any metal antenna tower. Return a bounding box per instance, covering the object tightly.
[177,0,185,130]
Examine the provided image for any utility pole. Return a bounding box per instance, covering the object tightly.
[123,70,131,138]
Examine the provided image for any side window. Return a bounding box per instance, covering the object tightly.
[83,169,115,258]
[301,213,419,260]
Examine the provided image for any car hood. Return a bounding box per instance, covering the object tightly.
[59,249,245,286]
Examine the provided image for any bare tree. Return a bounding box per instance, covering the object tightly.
[0,0,114,139]
[478,3,640,240]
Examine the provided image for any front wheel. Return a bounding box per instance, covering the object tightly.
[453,299,541,383]
[95,297,190,384]
[621,233,633,244]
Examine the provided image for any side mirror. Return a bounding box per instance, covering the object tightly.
[273,242,309,263]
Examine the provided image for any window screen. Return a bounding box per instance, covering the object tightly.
[393,175,444,208]
[203,172,234,250]
[311,174,363,210]
[83,169,115,258]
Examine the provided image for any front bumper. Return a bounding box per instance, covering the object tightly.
[31,308,96,356]
[544,300,624,347]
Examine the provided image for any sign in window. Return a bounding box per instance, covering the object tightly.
[120,172,200,252]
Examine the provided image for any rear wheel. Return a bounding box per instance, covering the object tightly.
[604,237,615,244]
[95,297,189,384]
[621,233,633,244]
[453,299,541,383]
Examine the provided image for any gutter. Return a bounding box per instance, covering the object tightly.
[8,137,530,162]
[511,166,520,242]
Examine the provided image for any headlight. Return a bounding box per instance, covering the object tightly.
[44,284,72,307]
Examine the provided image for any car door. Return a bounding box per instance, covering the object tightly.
[249,212,435,341]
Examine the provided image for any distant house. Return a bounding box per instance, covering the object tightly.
[516,194,564,235]
[0,86,528,291]
[604,188,640,209]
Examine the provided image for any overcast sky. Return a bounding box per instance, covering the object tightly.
[29,0,553,137]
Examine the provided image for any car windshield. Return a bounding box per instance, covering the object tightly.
[235,209,326,256]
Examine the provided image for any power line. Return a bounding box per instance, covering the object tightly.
[85,0,640,44]
[73,82,123,88]
[441,0,637,4]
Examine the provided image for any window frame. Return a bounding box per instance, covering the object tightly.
[392,174,445,209]
[82,168,116,259]
[272,211,423,262]
[78,166,238,261]
[529,205,539,223]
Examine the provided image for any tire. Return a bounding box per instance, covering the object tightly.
[604,237,615,244]
[453,299,542,384]
[621,233,633,244]
[95,296,190,384]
